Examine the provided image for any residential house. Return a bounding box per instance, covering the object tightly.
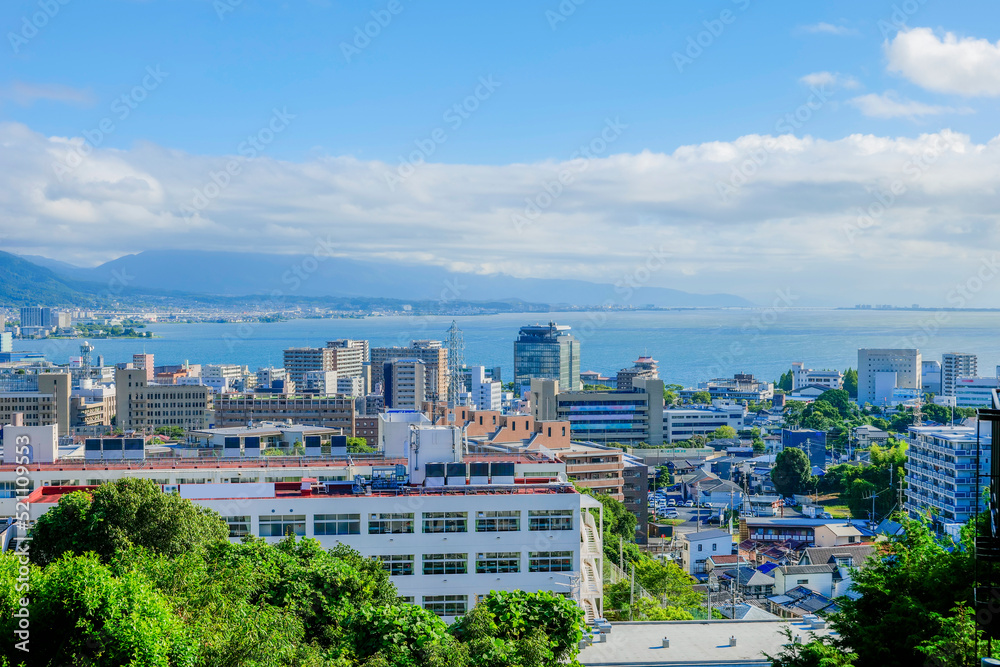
[814,523,864,547]
[681,529,734,576]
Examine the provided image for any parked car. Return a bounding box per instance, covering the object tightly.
[819,512,833,519]
[668,499,677,507]
[664,510,679,518]
[684,500,695,507]
[700,501,712,508]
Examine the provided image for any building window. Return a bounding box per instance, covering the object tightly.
[528,509,573,531]
[712,543,717,551]
[368,513,415,534]
[528,551,573,572]
[314,513,361,535]
[422,553,468,575]
[423,595,467,617]
[259,515,306,537]
[222,516,252,538]
[796,579,809,585]
[422,512,468,533]
[379,554,414,576]
[698,544,703,552]
[476,552,521,574]
[475,510,520,532]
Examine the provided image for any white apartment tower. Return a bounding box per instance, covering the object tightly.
[942,353,977,398]
[857,349,921,407]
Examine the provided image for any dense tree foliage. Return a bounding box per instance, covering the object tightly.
[3,483,587,667]
[771,447,813,497]
[819,441,906,519]
[346,436,376,453]
[690,390,711,404]
[29,478,229,567]
[843,368,858,398]
[708,425,738,441]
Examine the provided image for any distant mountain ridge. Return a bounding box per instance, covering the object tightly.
[0,252,95,307]
[22,250,754,308]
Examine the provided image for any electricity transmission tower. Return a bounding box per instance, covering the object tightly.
[446,320,465,407]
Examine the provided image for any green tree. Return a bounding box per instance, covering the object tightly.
[691,390,711,404]
[777,370,794,392]
[451,590,585,666]
[766,627,855,667]
[843,368,858,398]
[771,447,812,497]
[752,437,766,455]
[29,478,229,566]
[346,436,376,453]
[1,552,198,666]
[708,425,738,441]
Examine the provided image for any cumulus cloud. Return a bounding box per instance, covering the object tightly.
[887,27,1000,96]
[1,82,95,107]
[800,71,860,90]
[798,22,858,36]
[848,91,969,118]
[2,122,1000,305]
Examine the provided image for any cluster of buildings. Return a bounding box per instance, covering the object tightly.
[2,312,999,625]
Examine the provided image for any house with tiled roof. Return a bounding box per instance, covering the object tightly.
[768,585,840,618]
[772,563,837,597]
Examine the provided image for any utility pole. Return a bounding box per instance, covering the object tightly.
[619,536,623,569]
[629,562,635,621]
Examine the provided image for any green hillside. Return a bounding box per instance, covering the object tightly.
[0,251,97,307]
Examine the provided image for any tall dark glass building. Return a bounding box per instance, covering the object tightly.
[513,322,580,391]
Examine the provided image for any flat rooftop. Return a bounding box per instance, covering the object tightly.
[578,619,835,666]
[27,479,579,505]
[0,452,558,473]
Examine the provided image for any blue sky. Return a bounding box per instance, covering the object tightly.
[2,0,1000,305]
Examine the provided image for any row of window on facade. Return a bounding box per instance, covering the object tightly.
[224,509,575,538]
[378,551,573,575]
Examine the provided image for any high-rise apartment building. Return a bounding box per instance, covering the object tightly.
[514,322,580,391]
[19,307,52,328]
[857,349,921,406]
[283,340,367,386]
[383,359,426,410]
[132,353,154,382]
[115,368,210,431]
[371,341,448,402]
[463,365,502,411]
[942,353,977,397]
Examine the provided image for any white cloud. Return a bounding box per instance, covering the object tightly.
[800,71,860,90]
[2,82,95,107]
[848,91,969,119]
[799,22,858,36]
[3,123,1000,305]
[887,27,1000,96]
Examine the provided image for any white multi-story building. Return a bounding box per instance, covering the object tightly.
[337,376,364,397]
[790,363,843,391]
[302,370,338,395]
[681,529,734,575]
[256,367,286,388]
[663,401,746,443]
[942,353,977,398]
[904,424,991,524]
[466,365,502,411]
[680,374,773,403]
[857,349,921,407]
[16,418,602,623]
[954,376,1000,408]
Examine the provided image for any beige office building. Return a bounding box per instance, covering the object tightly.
[0,373,71,436]
[215,395,356,434]
[371,340,448,402]
[115,368,211,432]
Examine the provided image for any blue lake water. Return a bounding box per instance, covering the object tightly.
[15,309,1000,388]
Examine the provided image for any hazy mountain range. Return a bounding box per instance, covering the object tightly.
[6,250,753,308]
